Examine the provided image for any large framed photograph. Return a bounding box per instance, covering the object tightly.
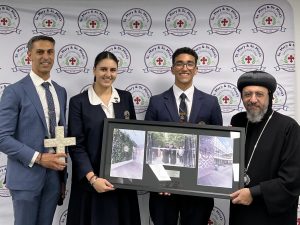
[100,119,245,199]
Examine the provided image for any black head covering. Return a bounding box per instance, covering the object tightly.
[237,71,277,110]
[237,71,277,94]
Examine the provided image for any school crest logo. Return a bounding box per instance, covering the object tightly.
[57,44,89,74]
[211,83,241,113]
[273,83,287,111]
[77,9,109,36]
[33,8,65,36]
[274,41,295,72]
[125,84,152,114]
[252,4,285,34]
[208,5,241,35]
[0,5,21,34]
[0,83,10,100]
[104,45,132,74]
[164,7,196,36]
[232,42,265,72]
[208,206,226,225]
[12,43,32,73]
[59,209,68,225]
[144,44,173,74]
[121,8,152,37]
[0,165,10,197]
[193,44,220,74]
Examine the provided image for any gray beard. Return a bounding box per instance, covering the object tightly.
[246,106,268,123]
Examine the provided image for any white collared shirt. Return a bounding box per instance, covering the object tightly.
[88,85,120,118]
[173,84,194,121]
[29,71,61,167]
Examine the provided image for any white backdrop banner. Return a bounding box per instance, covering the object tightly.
[0,0,297,225]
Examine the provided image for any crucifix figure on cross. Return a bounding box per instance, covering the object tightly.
[44,126,76,162]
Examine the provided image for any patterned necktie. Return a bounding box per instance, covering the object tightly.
[42,82,56,138]
[179,93,187,122]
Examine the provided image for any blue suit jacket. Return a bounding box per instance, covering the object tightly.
[145,87,223,125]
[0,75,67,191]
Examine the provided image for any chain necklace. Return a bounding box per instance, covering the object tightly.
[244,110,274,185]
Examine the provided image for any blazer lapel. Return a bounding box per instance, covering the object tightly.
[163,88,180,122]
[189,88,203,123]
[21,75,48,132]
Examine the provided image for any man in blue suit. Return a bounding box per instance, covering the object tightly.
[0,35,67,225]
[145,47,223,225]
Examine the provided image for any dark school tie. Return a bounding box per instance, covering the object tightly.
[42,82,56,138]
[179,93,187,122]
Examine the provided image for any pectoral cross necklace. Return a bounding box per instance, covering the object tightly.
[244,110,274,185]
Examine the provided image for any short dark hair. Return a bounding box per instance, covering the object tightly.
[94,51,118,68]
[27,35,55,51]
[172,47,198,65]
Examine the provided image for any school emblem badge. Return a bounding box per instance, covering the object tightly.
[208,206,226,225]
[193,44,220,73]
[125,84,152,114]
[12,43,31,73]
[273,83,287,112]
[104,45,132,74]
[208,5,241,35]
[274,41,295,72]
[232,42,265,72]
[144,44,173,74]
[211,83,241,113]
[164,7,196,36]
[0,5,21,34]
[121,8,152,37]
[57,44,89,74]
[33,8,65,36]
[252,4,285,34]
[77,9,109,36]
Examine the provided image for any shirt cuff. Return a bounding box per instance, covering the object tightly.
[29,151,40,167]
[249,185,261,198]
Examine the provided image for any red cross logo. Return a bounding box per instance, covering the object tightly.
[288,55,295,63]
[46,19,53,27]
[25,56,31,65]
[221,18,229,26]
[133,20,140,29]
[0,17,8,26]
[200,57,208,65]
[69,57,77,65]
[265,17,273,25]
[297,218,300,225]
[177,20,184,28]
[134,96,141,105]
[156,57,163,65]
[208,219,213,225]
[222,96,230,104]
[245,56,252,64]
[89,20,97,28]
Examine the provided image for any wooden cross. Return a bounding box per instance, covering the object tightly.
[44,126,76,162]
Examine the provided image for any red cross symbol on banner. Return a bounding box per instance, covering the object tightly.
[265,17,273,25]
[221,18,229,26]
[134,96,141,105]
[133,20,140,29]
[46,19,53,27]
[69,57,77,65]
[200,57,208,65]
[208,219,213,225]
[0,17,8,25]
[288,55,295,63]
[156,57,163,65]
[223,96,230,104]
[245,56,252,64]
[25,56,31,64]
[297,218,300,225]
[177,20,184,28]
[89,20,97,28]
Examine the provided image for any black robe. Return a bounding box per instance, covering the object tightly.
[66,90,141,225]
[229,109,300,225]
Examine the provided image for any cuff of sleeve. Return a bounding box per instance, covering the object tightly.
[29,151,40,167]
[249,185,261,198]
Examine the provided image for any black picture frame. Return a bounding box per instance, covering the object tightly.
[100,119,245,199]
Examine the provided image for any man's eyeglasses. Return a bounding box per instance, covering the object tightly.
[173,61,196,70]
